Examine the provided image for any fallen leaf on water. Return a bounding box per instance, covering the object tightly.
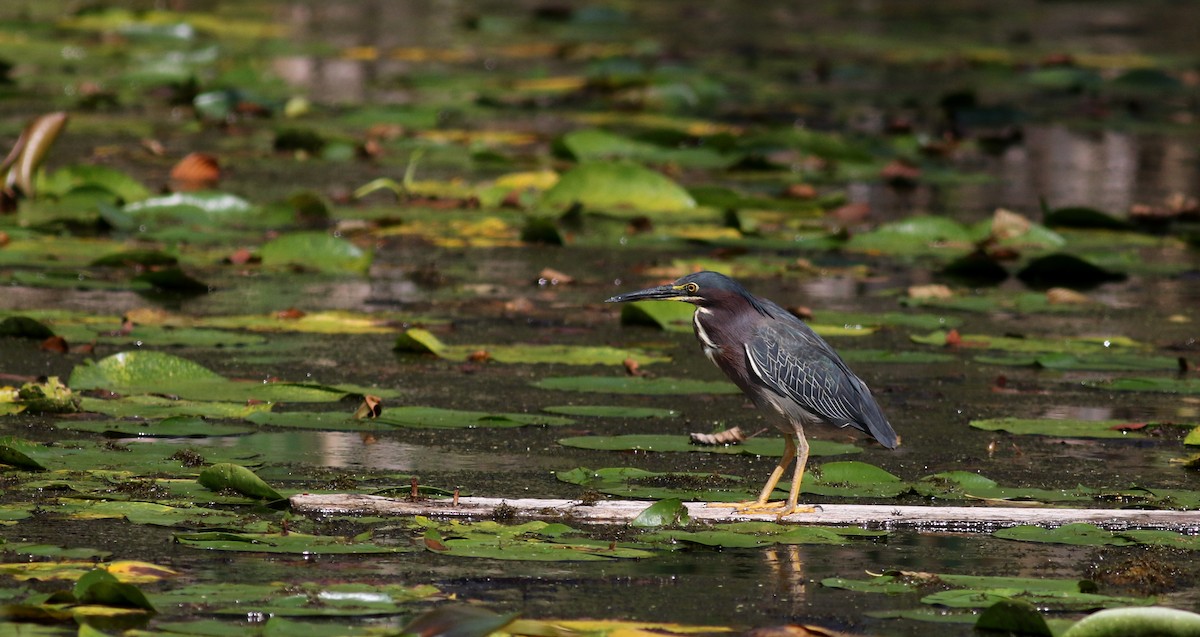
[538,268,573,285]
[1046,287,1091,305]
[169,152,220,190]
[39,336,68,354]
[353,395,383,420]
[689,426,746,446]
[908,284,953,300]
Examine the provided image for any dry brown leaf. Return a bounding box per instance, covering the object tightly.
[538,268,573,285]
[689,426,745,446]
[907,284,953,299]
[880,158,921,185]
[353,395,383,420]
[274,308,306,320]
[169,152,221,190]
[1046,287,1091,305]
[991,208,1032,240]
[40,335,68,354]
[782,183,816,199]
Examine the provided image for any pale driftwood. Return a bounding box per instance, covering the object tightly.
[290,494,1200,533]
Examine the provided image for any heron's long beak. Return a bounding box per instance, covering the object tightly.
[605,284,685,303]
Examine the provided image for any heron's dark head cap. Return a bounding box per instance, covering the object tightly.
[605,271,755,307]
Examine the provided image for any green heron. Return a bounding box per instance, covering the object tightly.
[607,271,899,516]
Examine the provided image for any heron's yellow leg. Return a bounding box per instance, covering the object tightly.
[774,433,814,517]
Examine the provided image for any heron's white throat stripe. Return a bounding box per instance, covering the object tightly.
[693,308,719,357]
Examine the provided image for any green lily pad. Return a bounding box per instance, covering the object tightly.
[0,437,49,471]
[173,531,410,554]
[395,328,669,365]
[618,301,695,332]
[825,570,1151,611]
[1083,378,1200,394]
[78,395,273,420]
[244,411,393,432]
[1061,607,1200,637]
[57,416,254,438]
[68,351,390,403]
[259,232,373,275]
[377,406,573,429]
[969,417,1177,439]
[42,164,151,203]
[532,376,741,395]
[911,330,1142,354]
[993,523,1138,547]
[975,352,1184,371]
[55,499,251,528]
[557,434,861,458]
[414,518,655,561]
[913,471,1097,503]
[559,129,730,168]
[921,587,1152,611]
[802,461,910,498]
[644,522,885,548]
[542,405,678,418]
[555,466,757,502]
[151,582,438,619]
[540,161,697,214]
[844,216,976,257]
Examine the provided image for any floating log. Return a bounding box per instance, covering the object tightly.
[290,494,1200,533]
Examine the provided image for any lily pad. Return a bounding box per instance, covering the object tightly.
[173,531,410,554]
[57,416,254,438]
[197,463,284,501]
[557,434,862,458]
[532,376,741,395]
[248,407,573,430]
[802,461,910,498]
[395,328,669,365]
[844,216,976,257]
[911,330,1142,354]
[540,161,697,214]
[259,232,373,275]
[542,405,678,418]
[149,581,439,618]
[413,517,655,561]
[1083,378,1200,394]
[555,466,758,502]
[68,351,391,403]
[993,524,1138,547]
[969,417,1179,439]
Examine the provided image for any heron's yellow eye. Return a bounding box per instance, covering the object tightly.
[684,282,699,293]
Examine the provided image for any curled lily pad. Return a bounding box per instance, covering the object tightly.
[631,498,690,528]
[74,568,156,612]
[197,463,283,501]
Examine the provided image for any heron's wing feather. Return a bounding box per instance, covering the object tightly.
[745,320,898,448]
